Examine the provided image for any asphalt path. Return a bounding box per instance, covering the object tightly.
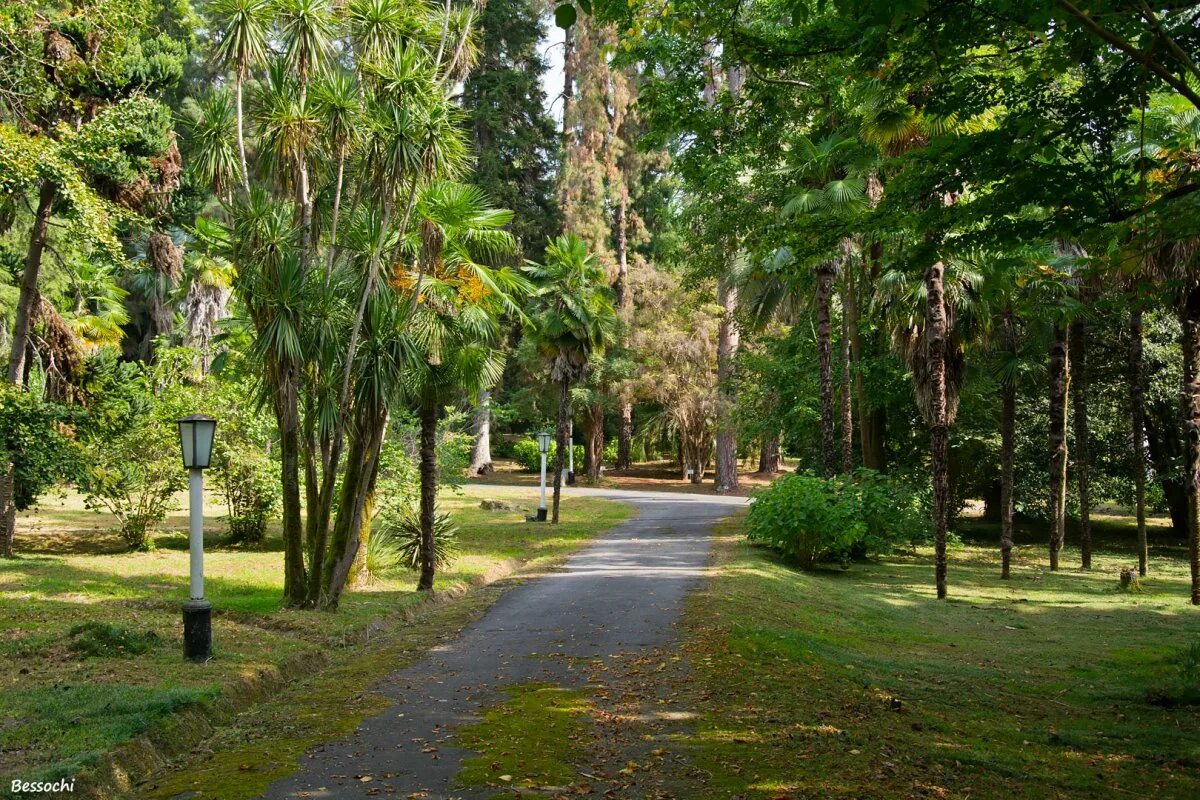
[257,488,746,799]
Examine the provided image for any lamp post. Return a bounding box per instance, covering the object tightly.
[177,414,217,662]
[536,431,551,522]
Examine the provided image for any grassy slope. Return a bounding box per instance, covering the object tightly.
[0,487,630,786]
[674,517,1200,799]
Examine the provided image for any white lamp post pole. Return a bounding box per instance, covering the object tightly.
[536,431,551,522]
[188,467,204,600]
[567,421,575,485]
[177,414,217,662]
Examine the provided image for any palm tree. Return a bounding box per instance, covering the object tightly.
[180,91,242,202]
[877,258,981,598]
[312,69,360,282]
[208,0,270,192]
[523,234,616,523]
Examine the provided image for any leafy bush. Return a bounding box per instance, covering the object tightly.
[213,442,278,546]
[68,622,160,658]
[746,471,924,568]
[0,386,80,512]
[75,350,197,550]
[369,501,460,576]
[746,474,866,567]
[603,438,618,464]
[512,438,584,472]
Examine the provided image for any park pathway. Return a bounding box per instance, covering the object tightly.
[257,488,747,800]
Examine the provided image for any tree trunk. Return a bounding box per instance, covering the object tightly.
[0,468,14,558]
[714,277,740,492]
[925,261,950,599]
[8,181,56,384]
[1130,305,1149,576]
[616,400,633,470]
[325,147,346,283]
[1180,284,1200,605]
[561,26,575,139]
[236,76,250,193]
[586,401,603,483]
[417,400,439,591]
[1000,309,1017,579]
[1048,322,1070,572]
[1070,318,1092,569]
[758,432,781,474]
[859,241,886,472]
[469,389,493,477]
[274,361,307,606]
[816,263,837,478]
[552,378,570,523]
[840,266,854,473]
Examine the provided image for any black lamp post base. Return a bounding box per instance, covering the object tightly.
[183,599,212,662]
[526,507,548,522]
[567,470,576,485]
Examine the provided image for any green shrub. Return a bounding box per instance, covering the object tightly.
[746,474,866,567]
[512,438,584,472]
[213,443,278,546]
[603,438,618,464]
[67,622,160,658]
[746,471,922,568]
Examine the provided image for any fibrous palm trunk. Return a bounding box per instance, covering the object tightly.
[552,377,570,523]
[1180,284,1200,605]
[925,261,951,599]
[840,270,854,473]
[1048,322,1070,572]
[1000,308,1017,579]
[1130,306,1149,576]
[859,241,886,472]
[714,277,740,492]
[236,75,250,193]
[816,263,837,478]
[1071,318,1092,569]
[417,400,439,591]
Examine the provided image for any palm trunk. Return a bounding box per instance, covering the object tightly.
[469,389,492,477]
[1048,322,1070,572]
[614,195,633,471]
[1130,305,1149,576]
[714,277,740,492]
[236,76,250,193]
[1000,308,1017,579]
[816,263,837,478]
[274,361,307,606]
[552,378,570,523]
[8,181,55,383]
[1180,284,1200,605]
[860,241,886,471]
[322,408,387,606]
[325,146,346,283]
[417,400,439,591]
[1071,318,1092,569]
[840,268,854,473]
[925,261,950,599]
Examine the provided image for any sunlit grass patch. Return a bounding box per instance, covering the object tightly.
[454,682,597,790]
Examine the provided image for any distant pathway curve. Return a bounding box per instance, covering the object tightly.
[257,488,746,799]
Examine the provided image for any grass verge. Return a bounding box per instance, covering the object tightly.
[0,487,631,794]
[669,514,1200,799]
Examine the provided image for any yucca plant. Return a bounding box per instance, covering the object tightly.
[373,501,459,574]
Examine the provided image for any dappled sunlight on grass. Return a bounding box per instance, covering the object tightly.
[670,514,1200,799]
[0,487,630,785]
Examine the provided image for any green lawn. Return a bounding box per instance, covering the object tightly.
[671,516,1200,799]
[0,486,631,790]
